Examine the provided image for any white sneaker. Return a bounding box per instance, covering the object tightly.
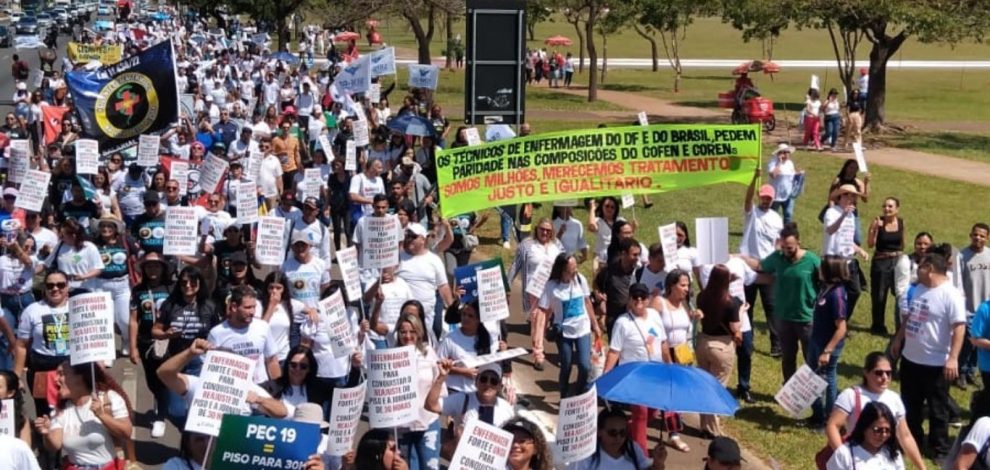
[502,241,511,249]
[151,420,166,438]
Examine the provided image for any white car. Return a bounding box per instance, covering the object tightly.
[97,4,110,15]
[11,11,22,23]
[36,12,53,29]
[52,8,69,23]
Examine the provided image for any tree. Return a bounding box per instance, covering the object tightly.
[557,0,610,101]
[596,3,636,84]
[393,0,464,65]
[561,7,586,73]
[719,0,793,60]
[526,0,554,41]
[637,0,714,92]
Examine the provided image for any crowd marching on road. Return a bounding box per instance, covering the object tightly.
[0,3,988,470]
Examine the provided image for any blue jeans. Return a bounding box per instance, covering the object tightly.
[557,334,592,399]
[1,291,34,322]
[497,206,515,243]
[735,330,755,393]
[824,114,841,147]
[771,199,795,224]
[399,419,441,470]
[807,341,844,424]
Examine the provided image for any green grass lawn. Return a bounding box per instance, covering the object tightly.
[886,131,990,165]
[357,14,990,61]
[466,139,983,469]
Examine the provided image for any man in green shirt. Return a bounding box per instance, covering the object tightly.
[742,223,821,382]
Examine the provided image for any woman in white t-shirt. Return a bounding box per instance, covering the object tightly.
[15,271,71,417]
[44,219,105,291]
[827,401,904,470]
[652,269,700,452]
[259,272,313,364]
[605,283,669,454]
[393,313,443,470]
[767,143,798,224]
[565,408,666,470]
[368,266,412,349]
[436,301,498,393]
[804,87,823,151]
[552,206,589,262]
[673,221,700,283]
[588,197,625,271]
[538,253,601,399]
[508,218,564,370]
[825,352,925,469]
[35,362,133,469]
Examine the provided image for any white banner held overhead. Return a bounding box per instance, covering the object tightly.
[14,170,51,212]
[334,55,372,95]
[366,346,418,429]
[302,168,322,201]
[477,265,510,323]
[448,420,513,470]
[334,246,362,304]
[345,141,357,171]
[8,140,31,184]
[353,119,370,147]
[555,386,598,464]
[464,127,482,146]
[695,217,730,266]
[198,155,229,194]
[185,351,256,437]
[775,364,828,418]
[255,216,287,266]
[459,348,529,369]
[137,134,160,167]
[317,291,357,359]
[68,292,116,366]
[163,206,199,256]
[407,64,440,90]
[658,223,679,269]
[368,47,396,76]
[171,161,190,196]
[235,182,259,225]
[75,139,100,175]
[853,142,868,173]
[327,383,367,456]
[361,215,400,269]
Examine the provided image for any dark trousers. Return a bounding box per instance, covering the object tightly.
[845,259,864,325]
[776,319,811,382]
[744,283,779,352]
[870,256,899,332]
[901,358,951,455]
[736,330,755,393]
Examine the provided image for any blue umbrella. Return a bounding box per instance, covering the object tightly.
[151,12,171,21]
[387,114,437,138]
[270,51,300,65]
[595,362,739,416]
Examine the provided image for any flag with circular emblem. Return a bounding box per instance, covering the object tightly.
[66,40,178,158]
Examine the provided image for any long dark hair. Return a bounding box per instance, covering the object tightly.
[848,402,901,460]
[595,196,621,222]
[860,351,891,387]
[547,253,574,284]
[675,221,691,247]
[60,219,88,250]
[168,266,209,305]
[354,428,393,470]
[457,300,492,356]
[276,345,319,399]
[590,408,643,468]
[0,371,25,437]
[58,362,134,421]
[606,220,632,260]
[501,417,552,470]
[262,272,293,319]
[697,264,732,318]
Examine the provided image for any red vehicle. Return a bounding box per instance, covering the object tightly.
[720,60,779,132]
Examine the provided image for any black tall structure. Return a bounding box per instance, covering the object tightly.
[464,0,526,125]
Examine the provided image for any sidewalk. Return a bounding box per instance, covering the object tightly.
[549,86,990,188]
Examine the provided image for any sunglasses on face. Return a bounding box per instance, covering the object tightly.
[871,426,892,435]
[46,282,68,290]
[604,428,627,438]
[288,361,309,371]
[167,186,179,191]
[478,375,500,386]
[872,369,893,378]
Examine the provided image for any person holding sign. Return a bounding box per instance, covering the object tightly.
[425,361,515,439]
[588,197,625,274]
[553,206,589,263]
[563,408,667,470]
[825,402,905,470]
[537,253,600,399]
[393,313,443,470]
[397,223,453,337]
[0,370,31,444]
[367,266,412,349]
[353,428,409,470]
[805,258,850,430]
[43,219,105,291]
[696,265,744,439]
[823,184,869,326]
[502,417,554,470]
[509,218,564,370]
[348,159,386,230]
[35,361,134,470]
[264,345,321,417]
[437,301,499,393]
[207,286,281,384]
[93,216,139,356]
[283,231,332,309]
[151,267,221,370]
[299,283,366,410]
[14,270,71,418]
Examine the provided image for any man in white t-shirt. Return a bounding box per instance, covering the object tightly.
[0,435,41,469]
[207,286,280,384]
[396,222,453,337]
[740,167,783,360]
[892,252,966,459]
[823,184,869,325]
[282,231,332,309]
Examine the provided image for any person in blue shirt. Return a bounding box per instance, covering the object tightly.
[968,298,990,387]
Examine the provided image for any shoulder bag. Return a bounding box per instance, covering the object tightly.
[815,386,861,470]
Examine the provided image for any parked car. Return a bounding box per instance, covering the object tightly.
[0,25,10,48]
[15,17,38,35]
[36,12,53,29]
[97,4,110,15]
[52,8,69,24]
[10,11,21,23]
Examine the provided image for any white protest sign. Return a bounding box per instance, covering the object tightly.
[334,246,363,303]
[853,142,868,173]
[185,351,256,437]
[637,111,649,126]
[621,193,635,209]
[478,266,510,323]
[246,151,263,183]
[14,170,51,212]
[317,291,357,359]
[695,217,729,266]
[137,134,161,167]
[524,256,553,299]
[255,216,287,266]
[378,296,405,331]
[658,223,679,269]
[334,55,372,95]
[775,364,829,418]
[555,386,598,463]
[554,199,578,207]
[810,74,820,91]
[318,135,333,157]
[459,348,529,369]
[171,161,190,196]
[302,168,322,200]
[448,420,513,470]
[163,206,199,256]
[464,127,482,146]
[369,47,396,76]
[345,141,357,171]
[75,139,100,175]
[367,346,418,428]
[361,215,400,269]
[68,292,116,365]
[368,82,381,104]
[198,155,229,194]
[408,64,440,90]
[8,140,31,183]
[327,383,367,456]
[235,181,259,225]
[0,399,14,437]
[353,119,370,147]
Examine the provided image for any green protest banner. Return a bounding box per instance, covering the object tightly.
[435,123,762,218]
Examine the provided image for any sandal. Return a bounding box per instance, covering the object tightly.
[668,435,690,453]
